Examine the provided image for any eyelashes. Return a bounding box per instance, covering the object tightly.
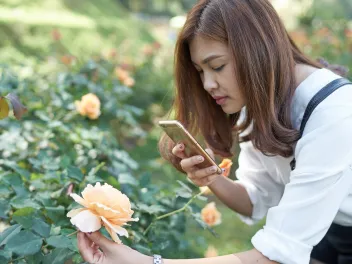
[213,65,225,72]
[196,65,225,74]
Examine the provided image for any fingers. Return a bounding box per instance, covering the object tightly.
[87,231,115,253]
[192,174,220,187]
[180,155,205,172]
[191,165,220,179]
[77,232,95,263]
[172,143,187,159]
[205,148,215,160]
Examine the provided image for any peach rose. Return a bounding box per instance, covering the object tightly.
[75,93,101,120]
[67,182,139,244]
[115,67,130,82]
[219,158,233,177]
[204,245,218,258]
[61,55,76,66]
[199,186,213,195]
[123,77,135,87]
[199,158,233,195]
[201,202,221,227]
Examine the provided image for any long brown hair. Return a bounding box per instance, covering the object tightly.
[159,0,321,173]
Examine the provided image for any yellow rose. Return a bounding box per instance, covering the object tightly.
[67,182,139,244]
[75,93,101,120]
[201,202,222,227]
[204,245,218,258]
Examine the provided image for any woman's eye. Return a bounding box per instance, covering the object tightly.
[213,65,224,72]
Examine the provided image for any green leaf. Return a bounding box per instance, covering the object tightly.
[175,188,192,199]
[46,235,72,248]
[176,180,193,193]
[0,224,22,246]
[4,164,30,180]
[5,230,42,256]
[5,93,28,120]
[32,218,51,238]
[140,172,151,187]
[65,166,84,182]
[196,195,208,201]
[0,97,9,119]
[25,253,44,264]
[2,173,23,186]
[0,249,11,262]
[0,199,10,218]
[46,206,65,223]
[10,197,41,209]
[42,248,75,264]
[12,207,36,228]
[118,172,138,186]
[137,204,167,214]
[50,225,61,236]
[0,184,12,198]
[133,244,152,255]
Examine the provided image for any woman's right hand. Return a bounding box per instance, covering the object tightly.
[172,143,222,187]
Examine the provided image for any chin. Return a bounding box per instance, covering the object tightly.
[222,106,237,114]
[222,105,242,115]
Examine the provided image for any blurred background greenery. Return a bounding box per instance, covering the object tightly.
[0,0,351,261]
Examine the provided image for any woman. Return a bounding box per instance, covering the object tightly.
[77,0,352,263]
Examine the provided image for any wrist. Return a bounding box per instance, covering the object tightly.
[207,173,224,189]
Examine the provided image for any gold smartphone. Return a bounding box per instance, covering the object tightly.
[158,120,222,174]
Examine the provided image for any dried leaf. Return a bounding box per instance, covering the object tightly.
[5,93,27,120]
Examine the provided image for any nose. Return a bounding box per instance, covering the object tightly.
[203,72,218,93]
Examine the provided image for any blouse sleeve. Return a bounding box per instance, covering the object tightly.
[251,103,352,264]
[235,141,285,225]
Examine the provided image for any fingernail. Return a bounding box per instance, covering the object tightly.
[198,156,204,162]
[88,232,92,235]
[211,166,217,172]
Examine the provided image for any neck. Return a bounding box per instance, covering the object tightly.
[294,63,320,88]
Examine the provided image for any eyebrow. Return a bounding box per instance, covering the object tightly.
[193,55,224,65]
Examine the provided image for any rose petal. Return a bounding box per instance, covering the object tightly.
[67,208,86,218]
[70,210,101,232]
[101,216,129,238]
[70,193,88,207]
[104,224,122,244]
[90,202,121,214]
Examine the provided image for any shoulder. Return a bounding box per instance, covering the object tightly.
[290,68,352,131]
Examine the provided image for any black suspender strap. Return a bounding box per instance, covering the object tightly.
[290,78,352,170]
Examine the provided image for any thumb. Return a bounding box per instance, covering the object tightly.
[87,231,115,252]
[205,148,215,160]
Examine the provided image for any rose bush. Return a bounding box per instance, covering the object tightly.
[0,54,218,264]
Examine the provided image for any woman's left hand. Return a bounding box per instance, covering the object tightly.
[77,231,152,264]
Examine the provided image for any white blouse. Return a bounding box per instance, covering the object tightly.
[235,68,352,264]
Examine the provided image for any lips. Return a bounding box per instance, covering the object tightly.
[213,96,228,105]
[213,96,227,100]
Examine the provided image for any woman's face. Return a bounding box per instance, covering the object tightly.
[189,35,245,114]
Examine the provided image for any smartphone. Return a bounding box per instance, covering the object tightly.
[158,120,222,174]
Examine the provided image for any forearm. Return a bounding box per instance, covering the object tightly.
[163,249,277,264]
[208,176,253,217]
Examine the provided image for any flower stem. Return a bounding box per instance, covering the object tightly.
[66,230,79,237]
[143,188,207,235]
